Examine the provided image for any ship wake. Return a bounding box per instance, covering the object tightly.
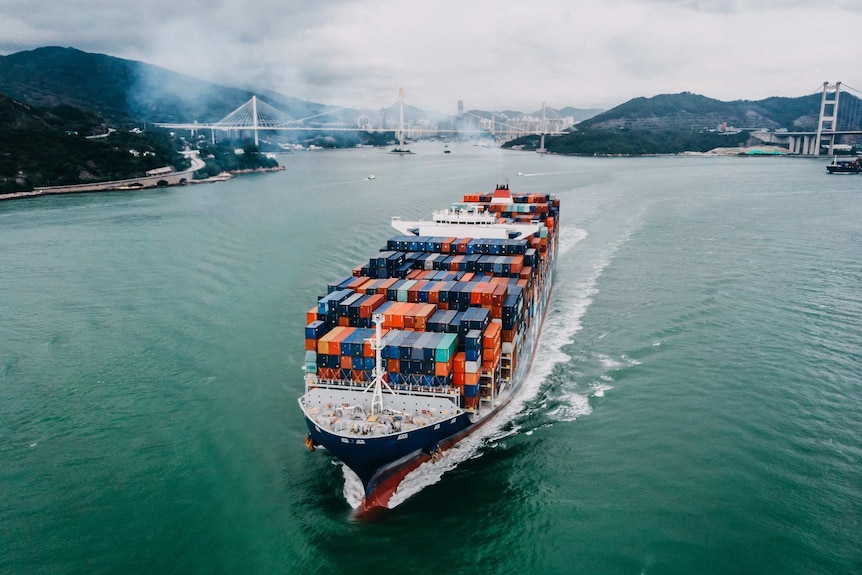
[340,226,595,510]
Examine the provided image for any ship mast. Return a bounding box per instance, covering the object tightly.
[365,313,392,414]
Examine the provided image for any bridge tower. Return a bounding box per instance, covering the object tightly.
[537,101,547,153]
[251,96,260,147]
[814,81,841,156]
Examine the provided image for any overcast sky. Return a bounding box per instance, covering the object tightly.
[1,0,861,113]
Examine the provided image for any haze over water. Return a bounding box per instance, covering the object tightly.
[1,144,860,574]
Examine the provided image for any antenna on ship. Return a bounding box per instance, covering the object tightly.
[365,313,393,414]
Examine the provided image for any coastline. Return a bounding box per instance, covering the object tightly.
[0,164,283,203]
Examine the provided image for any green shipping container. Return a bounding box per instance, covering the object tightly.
[434,333,459,362]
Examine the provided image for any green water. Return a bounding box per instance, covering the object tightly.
[1,144,860,574]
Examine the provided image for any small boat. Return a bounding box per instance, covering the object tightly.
[444,145,451,154]
[826,156,862,174]
[367,175,376,180]
[517,172,525,177]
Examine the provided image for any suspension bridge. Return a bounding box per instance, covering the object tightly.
[154,88,568,149]
[765,81,862,155]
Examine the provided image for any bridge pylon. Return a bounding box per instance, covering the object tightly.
[815,81,842,156]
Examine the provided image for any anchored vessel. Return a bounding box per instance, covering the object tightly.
[298,184,560,513]
[826,156,862,174]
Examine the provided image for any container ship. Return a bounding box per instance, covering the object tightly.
[299,184,560,513]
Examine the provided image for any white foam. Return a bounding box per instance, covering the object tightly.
[558,226,588,256]
[547,390,592,422]
[597,353,623,370]
[590,383,614,398]
[341,464,365,509]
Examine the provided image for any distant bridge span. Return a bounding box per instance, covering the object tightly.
[770,82,862,155]
[155,91,568,147]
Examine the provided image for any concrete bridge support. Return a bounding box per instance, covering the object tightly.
[815,82,841,156]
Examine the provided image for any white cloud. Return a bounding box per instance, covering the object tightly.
[1,0,861,112]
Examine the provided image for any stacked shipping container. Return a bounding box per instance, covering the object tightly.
[304,190,560,410]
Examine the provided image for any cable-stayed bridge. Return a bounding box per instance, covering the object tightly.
[154,89,569,148]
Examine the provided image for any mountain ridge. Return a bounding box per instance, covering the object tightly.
[0,46,601,127]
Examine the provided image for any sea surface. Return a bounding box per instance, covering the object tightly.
[1,143,860,575]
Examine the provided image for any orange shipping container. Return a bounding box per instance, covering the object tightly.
[318,326,345,355]
[482,359,499,372]
[306,307,319,324]
[484,323,502,348]
[428,283,442,304]
[454,351,467,372]
[378,278,399,295]
[359,293,385,318]
[305,338,317,351]
[329,327,354,356]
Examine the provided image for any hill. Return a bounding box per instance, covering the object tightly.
[0,46,600,135]
[0,93,189,192]
[505,91,862,155]
[0,46,330,125]
[576,91,822,132]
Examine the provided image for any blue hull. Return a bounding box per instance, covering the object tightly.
[304,411,473,489]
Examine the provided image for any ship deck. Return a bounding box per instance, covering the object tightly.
[301,383,462,438]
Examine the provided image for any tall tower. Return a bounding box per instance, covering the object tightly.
[815,82,841,156]
[537,101,547,153]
